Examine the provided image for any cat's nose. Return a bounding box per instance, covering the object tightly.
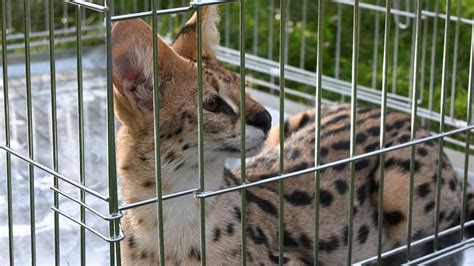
[248,109,272,135]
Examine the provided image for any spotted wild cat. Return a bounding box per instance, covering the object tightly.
[112,7,474,265]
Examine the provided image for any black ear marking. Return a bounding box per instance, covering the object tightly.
[172,6,220,58]
[174,21,197,43]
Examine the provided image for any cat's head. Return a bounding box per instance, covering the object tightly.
[112,7,271,162]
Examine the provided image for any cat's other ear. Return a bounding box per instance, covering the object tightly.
[172,6,220,59]
[112,19,184,128]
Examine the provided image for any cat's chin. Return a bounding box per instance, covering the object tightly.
[218,141,265,158]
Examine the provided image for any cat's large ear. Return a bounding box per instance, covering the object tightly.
[172,6,220,59]
[112,19,184,128]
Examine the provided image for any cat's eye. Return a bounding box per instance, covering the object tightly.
[203,95,220,112]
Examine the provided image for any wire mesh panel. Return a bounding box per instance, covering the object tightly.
[1,0,122,265]
[0,0,473,265]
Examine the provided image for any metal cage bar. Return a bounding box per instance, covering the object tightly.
[119,188,199,211]
[151,0,166,264]
[68,0,109,13]
[406,0,423,260]
[75,5,87,265]
[1,0,14,264]
[23,0,37,263]
[313,0,324,264]
[48,0,60,264]
[239,0,248,264]
[50,187,122,221]
[224,3,230,48]
[407,238,474,265]
[0,143,109,200]
[391,5,400,94]
[376,1,391,264]
[299,0,307,69]
[267,0,274,61]
[428,0,440,121]
[433,0,451,251]
[461,23,474,240]
[1,1,474,265]
[408,3,417,100]
[418,0,429,110]
[371,0,381,90]
[252,0,258,56]
[196,6,207,265]
[357,221,474,264]
[104,0,121,264]
[278,0,287,264]
[347,0,360,263]
[449,1,461,118]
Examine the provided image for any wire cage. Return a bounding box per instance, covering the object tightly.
[0,0,473,265]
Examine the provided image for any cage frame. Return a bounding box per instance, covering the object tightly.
[0,0,473,265]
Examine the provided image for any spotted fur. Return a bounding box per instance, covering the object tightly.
[113,8,474,265]
[263,106,474,263]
